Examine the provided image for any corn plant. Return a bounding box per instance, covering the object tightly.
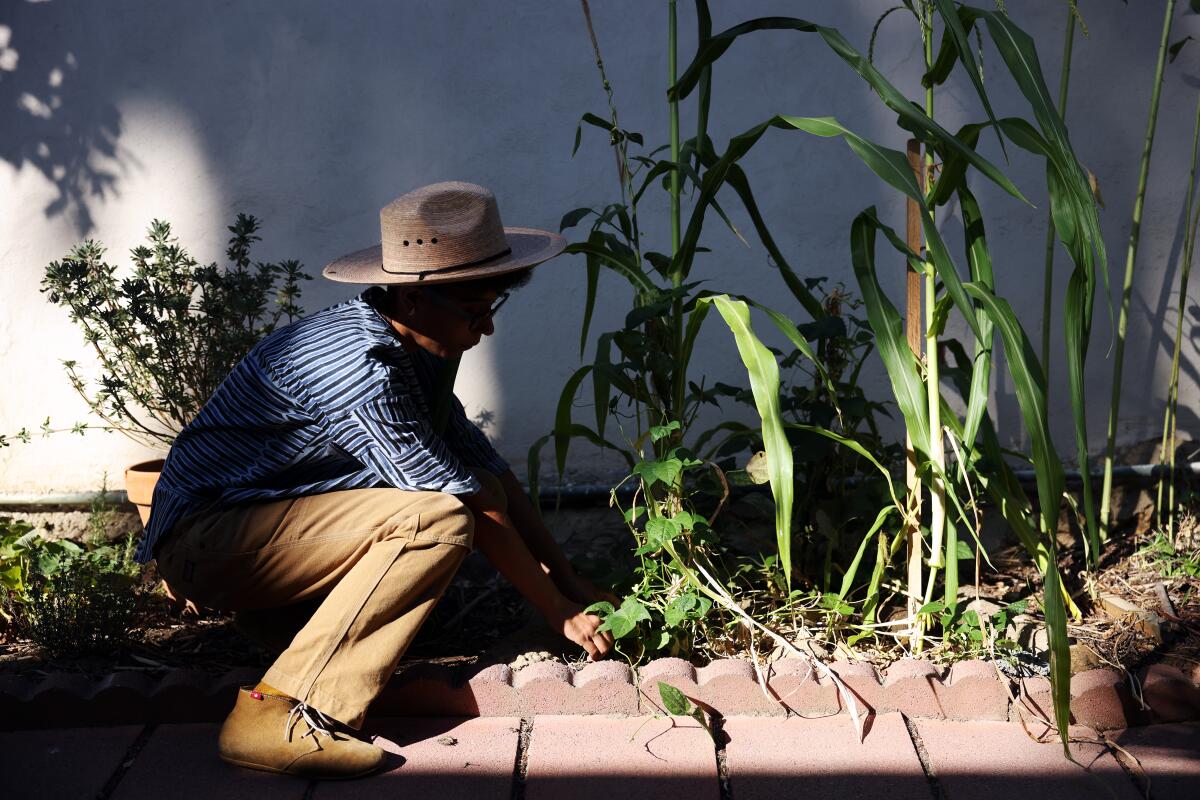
[536,0,835,599]
[668,0,1108,749]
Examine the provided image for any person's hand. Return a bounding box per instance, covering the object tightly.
[543,594,614,661]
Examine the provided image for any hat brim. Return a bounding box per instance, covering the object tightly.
[322,227,567,285]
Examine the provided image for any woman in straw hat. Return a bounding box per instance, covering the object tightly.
[139,182,616,779]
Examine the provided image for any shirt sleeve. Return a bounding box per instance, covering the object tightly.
[444,393,510,475]
[262,346,482,496]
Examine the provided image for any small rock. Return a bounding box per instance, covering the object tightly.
[1006,617,1050,655]
[1069,643,1102,675]
[436,736,458,746]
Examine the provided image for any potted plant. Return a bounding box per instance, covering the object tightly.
[41,214,311,523]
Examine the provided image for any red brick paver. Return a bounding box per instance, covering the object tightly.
[524,715,719,800]
[1107,722,1200,800]
[916,718,1140,800]
[314,716,520,799]
[723,712,931,800]
[111,723,308,800]
[0,725,142,800]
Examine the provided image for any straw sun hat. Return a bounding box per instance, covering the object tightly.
[322,181,567,285]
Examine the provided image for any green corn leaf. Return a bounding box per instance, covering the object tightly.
[944,519,959,612]
[592,333,614,440]
[838,504,896,599]
[962,283,1063,536]
[692,143,824,318]
[786,422,901,509]
[580,252,600,360]
[680,292,714,385]
[564,238,657,293]
[555,366,593,480]
[958,187,995,448]
[709,295,794,590]
[1041,541,1073,755]
[560,207,595,232]
[739,297,836,401]
[931,0,1008,159]
[671,16,1028,204]
[980,11,1110,420]
[849,211,930,451]
[774,118,982,342]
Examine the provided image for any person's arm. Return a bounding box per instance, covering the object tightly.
[496,470,617,606]
[440,394,616,606]
[459,486,614,660]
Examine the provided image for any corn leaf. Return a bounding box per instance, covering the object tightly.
[709,295,794,589]
[671,15,1028,204]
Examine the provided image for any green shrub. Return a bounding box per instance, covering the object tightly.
[40,214,311,446]
[0,513,143,658]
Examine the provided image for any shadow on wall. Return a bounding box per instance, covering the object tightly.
[0,2,128,235]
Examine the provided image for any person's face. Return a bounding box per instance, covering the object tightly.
[390,285,504,357]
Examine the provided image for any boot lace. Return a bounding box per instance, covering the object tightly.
[284,701,342,744]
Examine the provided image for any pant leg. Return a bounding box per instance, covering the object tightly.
[155,488,473,727]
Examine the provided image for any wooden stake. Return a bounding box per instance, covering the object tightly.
[905,138,924,630]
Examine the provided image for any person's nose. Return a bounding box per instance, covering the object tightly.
[471,315,496,337]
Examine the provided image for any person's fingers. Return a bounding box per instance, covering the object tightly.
[580,636,599,660]
[592,633,612,657]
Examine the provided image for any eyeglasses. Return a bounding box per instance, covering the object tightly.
[423,288,510,329]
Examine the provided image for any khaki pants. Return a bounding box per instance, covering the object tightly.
[154,480,498,728]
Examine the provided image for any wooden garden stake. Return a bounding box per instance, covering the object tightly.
[905,137,924,636]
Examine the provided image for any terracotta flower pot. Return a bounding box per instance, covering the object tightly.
[125,458,165,526]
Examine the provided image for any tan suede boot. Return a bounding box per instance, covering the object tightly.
[218,687,386,779]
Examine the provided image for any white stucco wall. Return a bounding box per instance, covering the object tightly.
[1,0,1198,495]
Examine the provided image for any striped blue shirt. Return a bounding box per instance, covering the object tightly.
[135,287,508,563]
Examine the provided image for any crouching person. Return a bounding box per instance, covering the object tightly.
[137,183,615,779]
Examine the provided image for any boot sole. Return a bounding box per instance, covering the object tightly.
[219,753,385,780]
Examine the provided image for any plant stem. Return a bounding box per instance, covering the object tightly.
[668,0,685,440]
[1159,93,1200,542]
[1040,2,1078,393]
[919,1,945,652]
[1101,0,1178,538]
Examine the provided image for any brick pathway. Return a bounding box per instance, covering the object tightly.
[2,716,1197,799]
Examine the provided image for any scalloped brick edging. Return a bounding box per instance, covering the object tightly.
[2,658,1198,730]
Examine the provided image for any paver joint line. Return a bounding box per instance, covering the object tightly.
[510,717,532,800]
[96,723,157,800]
[903,714,946,800]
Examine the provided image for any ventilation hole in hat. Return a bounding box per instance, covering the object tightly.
[417,238,424,245]
[403,240,409,246]
[431,238,438,244]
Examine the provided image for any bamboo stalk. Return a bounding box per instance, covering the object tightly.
[1100,0,1178,538]
[1159,94,1200,542]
